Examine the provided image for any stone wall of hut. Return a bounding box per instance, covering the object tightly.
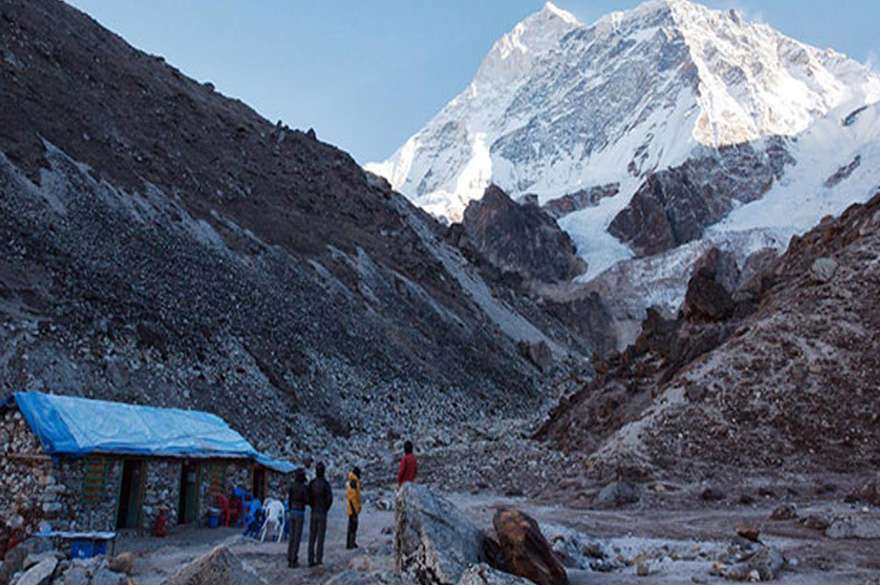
[142,460,181,530]
[0,409,55,534]
[3,408,292,536]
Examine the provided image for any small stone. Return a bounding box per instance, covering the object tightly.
[701,487,726,502]
[735,523,761,542]
[636,562,650,576]
[800,514,830,531]
[770,504,798,521]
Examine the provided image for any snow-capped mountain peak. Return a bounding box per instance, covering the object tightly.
[368,0,880,289]
[368,0,879,225]
[473,2,580,87]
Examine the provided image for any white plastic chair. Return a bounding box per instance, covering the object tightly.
[259,498,286,543]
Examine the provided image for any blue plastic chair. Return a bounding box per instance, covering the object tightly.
[242,498,262,538]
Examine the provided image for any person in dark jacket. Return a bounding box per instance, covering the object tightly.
[307,462,333,566]
[397,440,417,487]
[287,468,308,568]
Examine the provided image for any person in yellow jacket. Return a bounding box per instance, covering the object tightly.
[346,467,362,549]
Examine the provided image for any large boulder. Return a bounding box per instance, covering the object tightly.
[395,484,485,585]
[15,557,58,585]
[160,546,266,585]
[458,564,534,585]
[492,508,567,585]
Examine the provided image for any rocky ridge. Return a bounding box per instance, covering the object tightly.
[537,191,880,479]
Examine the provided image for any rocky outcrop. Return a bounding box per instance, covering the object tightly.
[459,185,586,284]
[541,184,619,219]
[534,246,751,459]
[394,484,484,585]
[609,142,792,257]
[491,509,567,585]
[824,155,861,188]
[161,546,266,585]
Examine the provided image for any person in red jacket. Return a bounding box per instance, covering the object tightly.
[397,440,417,487]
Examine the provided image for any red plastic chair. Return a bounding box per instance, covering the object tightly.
[215,495,232,527]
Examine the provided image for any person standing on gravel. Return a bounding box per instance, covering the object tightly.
[307,462,333,567]
[397,440,418,487]
[346,467,362,549]
[286,468,308,568]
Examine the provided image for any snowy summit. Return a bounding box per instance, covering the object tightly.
[367,0,880,278]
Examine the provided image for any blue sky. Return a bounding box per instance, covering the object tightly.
[67,1,878,164]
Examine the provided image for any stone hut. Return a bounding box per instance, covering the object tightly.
[0,392,294,537]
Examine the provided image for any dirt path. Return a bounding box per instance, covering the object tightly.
[116,488,880,585]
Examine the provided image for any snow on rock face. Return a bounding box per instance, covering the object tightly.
[368,0,880,275]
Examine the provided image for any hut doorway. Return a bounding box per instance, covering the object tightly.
[252,466,266,502]
[116,460,145,530]
[178,462,200,524]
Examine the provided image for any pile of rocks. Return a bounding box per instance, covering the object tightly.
[709,527,785,582]
[0,539,133,585]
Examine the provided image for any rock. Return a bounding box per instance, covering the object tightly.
[91,567,128,585]
[15,558,58,585]
[722,546,784,582]
[62,567,89,585]
[108,553,134,576]
[160,546,267,585]
[458,564,534,585]
[0,544,33,585]
[492,508,567,585]
[635,562,650,577]
[682,258,736,323]
[825,516,880,540]
[810,257,838,283]
[735,523,761,543]
[769,505,798,521]
[595,482,640,508]
[700,487,726,502]
[22,554,61,572]
[799,515,830,531]
[517,341,554,373]
[394,484,484,585]
[461,184,587,284]
[737,494,755,506]
[852,475,880,506]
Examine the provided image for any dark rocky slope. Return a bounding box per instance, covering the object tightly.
[538,191,880,479]
[457,185,586,284]
[0,0,598,461]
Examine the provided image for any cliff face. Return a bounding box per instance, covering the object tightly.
[460,185,586,285]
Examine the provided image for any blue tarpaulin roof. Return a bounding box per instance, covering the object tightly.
[8,391,294,474]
